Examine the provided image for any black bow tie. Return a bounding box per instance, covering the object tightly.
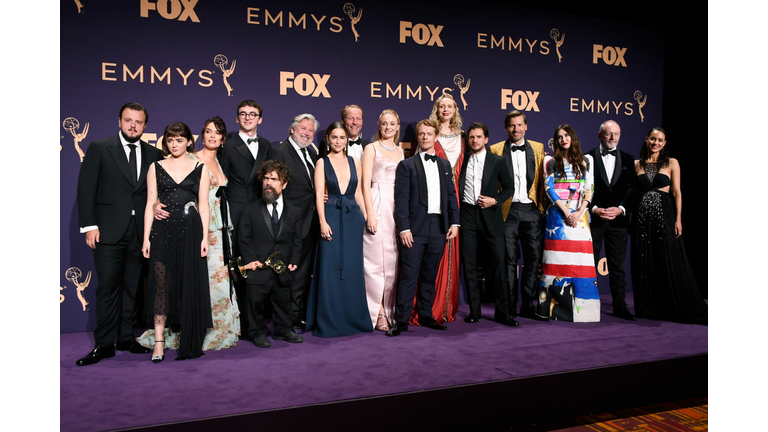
[349,138,361,146]
[247,138,258,144]
[424,153,438,163]
[601,147,617,156]
[510,145,525,152]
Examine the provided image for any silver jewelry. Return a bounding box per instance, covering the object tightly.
[439,133,459,139]
[379,140,397,151]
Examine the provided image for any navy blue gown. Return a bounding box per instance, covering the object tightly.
[306,156,373,337]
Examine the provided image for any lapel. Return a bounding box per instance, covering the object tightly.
[458,153,469,199]
[247,140,267,185]
[107,135,134,188]
[481,151,494,194]
[234,135,256,165]
[260,200,275,239]
[415,154,428,209]
[286,139,313,187]
[594,148,610,186]
[610,150,622,186]
[524,140,535,193]
[137,140,152,188]
[437,157,446,208]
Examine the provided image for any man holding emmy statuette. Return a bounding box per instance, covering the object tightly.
[236,159,304,348]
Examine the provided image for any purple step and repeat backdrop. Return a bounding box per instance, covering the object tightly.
[60,0,664,333]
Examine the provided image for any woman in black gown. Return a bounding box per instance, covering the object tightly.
[305,122,372,337]
[142,122,213,362]
[630,127,707,324]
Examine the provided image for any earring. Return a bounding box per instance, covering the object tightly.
[326,144,330,152]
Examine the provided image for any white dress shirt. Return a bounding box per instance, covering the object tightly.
[422,152,441,214]
[463,149,486,205]
[239,131,260,160]
[510,143,532,204]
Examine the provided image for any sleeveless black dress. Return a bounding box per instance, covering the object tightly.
[146,161,213,359]
[629,162,707,324]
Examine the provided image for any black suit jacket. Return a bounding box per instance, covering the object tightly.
[395,153,460,235]
[586,146,635,228]
[77,134,163,244]
[267,138,318,238]
[219,134,271,229]
[238,199,303,287]
[458,151,514,236]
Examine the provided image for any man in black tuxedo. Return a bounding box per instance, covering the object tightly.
[75,102,162,366]
[267,113,320,330]
[458,122,517,327]
[319,105,368,159]
[388,119,460,336]
[217,100,271,339]
[238,160,304,347]
[488,111,547,320]
[586,120,636,320]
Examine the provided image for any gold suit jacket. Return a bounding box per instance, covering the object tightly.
[489,139,546,220]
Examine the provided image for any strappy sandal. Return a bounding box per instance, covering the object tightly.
[375,314,390,332]
[151,339,165,363]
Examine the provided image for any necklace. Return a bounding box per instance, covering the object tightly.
[379,140,397,151]
[439,133,459,139]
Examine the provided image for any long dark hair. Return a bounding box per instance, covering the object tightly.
[640,127,670,168]
[551,124,586,179]
[321,121,349,157]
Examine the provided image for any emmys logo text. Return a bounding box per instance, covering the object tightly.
[501,89,541,112]
[592,45,627,67]
[101,62,214,87]
[569,98,635,116]
[399,21,444,47]
[279,72,331,98]
[140,0,200,22]
[370,82,451,101]
[246,7,344,33]
[476,33,550,56]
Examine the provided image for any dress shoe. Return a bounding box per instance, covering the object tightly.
[613,306,637,321]
[386,322,408,337]
[417,316,447,330]
[151,339,165,363]
[274,330,304,343]
[253,334,271,348]
[75,346,115,366]
[292,320,307,333]
[493,314,520,327]
[464,313,480,323]
[116,340,152,354]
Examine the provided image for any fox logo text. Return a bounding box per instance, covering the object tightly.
[592,45,627,67]
[501,89,540,112]
[399,21,444,47]
[279,72,331,98]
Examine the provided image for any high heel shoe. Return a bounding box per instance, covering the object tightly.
[375,314,390,332]
[151,339,165,363]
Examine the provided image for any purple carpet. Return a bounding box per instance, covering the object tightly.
[60,294,708,431]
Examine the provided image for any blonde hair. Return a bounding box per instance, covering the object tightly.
[429,93,463,133]
[373,109,401,143]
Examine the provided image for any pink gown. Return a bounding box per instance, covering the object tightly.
[363,145,404,327]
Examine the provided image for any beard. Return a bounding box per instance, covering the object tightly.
[262,187,277,204]
[120,130,141,144]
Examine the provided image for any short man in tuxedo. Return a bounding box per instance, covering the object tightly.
[388,119,460,336]
[320,105,368,159]
[268,113,320,330]
[75,102,162,366]
[586,120,636,320]
[238,160,304,347]
[489,110,547,321]
[459,122,518,327]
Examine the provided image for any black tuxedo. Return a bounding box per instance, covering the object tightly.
[219,134,271,230]
[585,146,635,309]
[267,138,319,324]
[457,150,514,318]
[393,152,460,323]
[238,199,303,337]
[77,134,162,348]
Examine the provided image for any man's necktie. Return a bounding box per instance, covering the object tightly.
[272,202,279,232]
[301,148,315,179]
[127,144,137,186]
[601,147,617,156]
[424,153,437,163]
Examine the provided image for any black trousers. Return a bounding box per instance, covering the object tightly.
[290,222,318,323]
[91,217,144,348]
[503,202,544,312]
[460,204,508,317]
[246,274,293,338]
[590,219,629,309]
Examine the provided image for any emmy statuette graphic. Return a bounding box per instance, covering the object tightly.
[453,74,470,111]
[228,251,287,283]
[63,117,89,162]
[74,0,84,13]
[343,3,363,42]
[65,267,92,311]
[550,28,565,63]
[634,90,647,123]
[214,54,236,97]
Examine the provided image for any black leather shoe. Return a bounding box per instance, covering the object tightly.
[613,307,637,321]
[387,322,408,337]
[464,313,480,323]
[292,320,307,333]
[116,340,152,354]
[494,314,520,327]
[274,330,304,343]
[417,316,447,330]
[253,334,271,348]
[76,346,115,366]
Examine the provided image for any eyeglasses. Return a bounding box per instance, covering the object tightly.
[238,112,260,119]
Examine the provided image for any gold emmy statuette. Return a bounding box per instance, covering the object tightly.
[263,251,287,275]
[228,251,287,281]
